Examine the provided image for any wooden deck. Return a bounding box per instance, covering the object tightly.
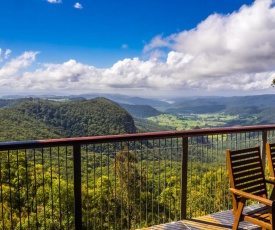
[138,205,262,230]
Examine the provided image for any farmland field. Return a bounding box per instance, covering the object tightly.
[147,113,249,130]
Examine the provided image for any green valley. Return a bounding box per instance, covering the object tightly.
[146,113,255,130]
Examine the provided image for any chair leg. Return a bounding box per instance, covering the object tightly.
[232,198,246,230]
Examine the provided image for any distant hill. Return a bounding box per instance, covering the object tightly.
[2,94,275,137]
[167,104,226,114]
[0,98,35,108]
[170,94,275,107]
[164,94,275,114]
[120,103,162,118]
[133,117,174,132]
[222,106,264,116]
[76,93,169,108]
[1,93,169,108]
[254,108,275,124]
[0,98,137,141]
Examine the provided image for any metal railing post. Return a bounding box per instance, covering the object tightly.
[181,137,188,220]
[73,143,82,230]
[262,130,267,170]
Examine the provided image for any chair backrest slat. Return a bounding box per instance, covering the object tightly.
[231,157,261,168]
[233,169,263,181]
[235,176,263,185]
[236,180,265,190]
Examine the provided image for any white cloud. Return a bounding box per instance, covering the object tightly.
[47,0,62,3]
[4,49,11,59]
[1,52,273,95]
[0,51,39,89]
[0,51,38,78]
[74,2,83,9]
[0,48,12,62]
[1,0,275,97]
[144,0,275,80]
[20,59,100,90]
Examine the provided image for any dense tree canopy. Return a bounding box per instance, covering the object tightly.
[0,98,137,141]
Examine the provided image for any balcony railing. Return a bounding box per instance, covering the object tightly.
[1,125,275,229]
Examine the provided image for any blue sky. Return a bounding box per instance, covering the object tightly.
[0,0,275,98]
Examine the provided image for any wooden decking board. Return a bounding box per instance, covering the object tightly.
[138,205,262,230]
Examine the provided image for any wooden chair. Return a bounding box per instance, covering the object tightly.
[267,142,275,180]
[226,145,275,230]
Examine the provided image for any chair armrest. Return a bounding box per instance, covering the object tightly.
[229,188,273,206]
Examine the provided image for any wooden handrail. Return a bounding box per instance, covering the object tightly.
[1,124,275,150]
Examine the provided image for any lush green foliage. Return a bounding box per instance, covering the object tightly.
[0,107,61,141]
[120,103,161,118]
[0,142,233,229]
[134,117,173,132]
[0,98,136,141]
[146,113,250,130]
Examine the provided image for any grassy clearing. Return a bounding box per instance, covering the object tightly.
[48,98,69,102]
[147,113,241,130]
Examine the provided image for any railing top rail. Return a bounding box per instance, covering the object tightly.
[1,124,275,150]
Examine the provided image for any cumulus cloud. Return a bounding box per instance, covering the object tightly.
[47,0,62,3]
[20,59,100,90]
[1,0,275,96]
[74,2,83,9]
[0,51,38,77]
[1,52,273,95]
[144,0,275,80]
[0,51,39,89]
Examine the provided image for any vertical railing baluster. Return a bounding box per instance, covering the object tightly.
[181,137,188,220]
[262,130,267,170]
[25,149,30,228]
[57,147,62,227]
[65,146,69,230]
[49,147,54,228]
[100,143,103,230]
[73,143,82,230]
[16,150,22,229]
[0,160,4,229]
[7,150,13,229]
[41,148,46,229]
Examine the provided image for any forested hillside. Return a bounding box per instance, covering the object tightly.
[0,98,137,141]
[2,94,275,139]
[120,103,162,118]
[0,98,33,108]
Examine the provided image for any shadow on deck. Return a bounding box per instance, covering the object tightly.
[139,205,262,230]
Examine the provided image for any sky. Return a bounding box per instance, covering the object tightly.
[0,0,275,98]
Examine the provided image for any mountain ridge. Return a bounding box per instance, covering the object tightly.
[0,98,137,141]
